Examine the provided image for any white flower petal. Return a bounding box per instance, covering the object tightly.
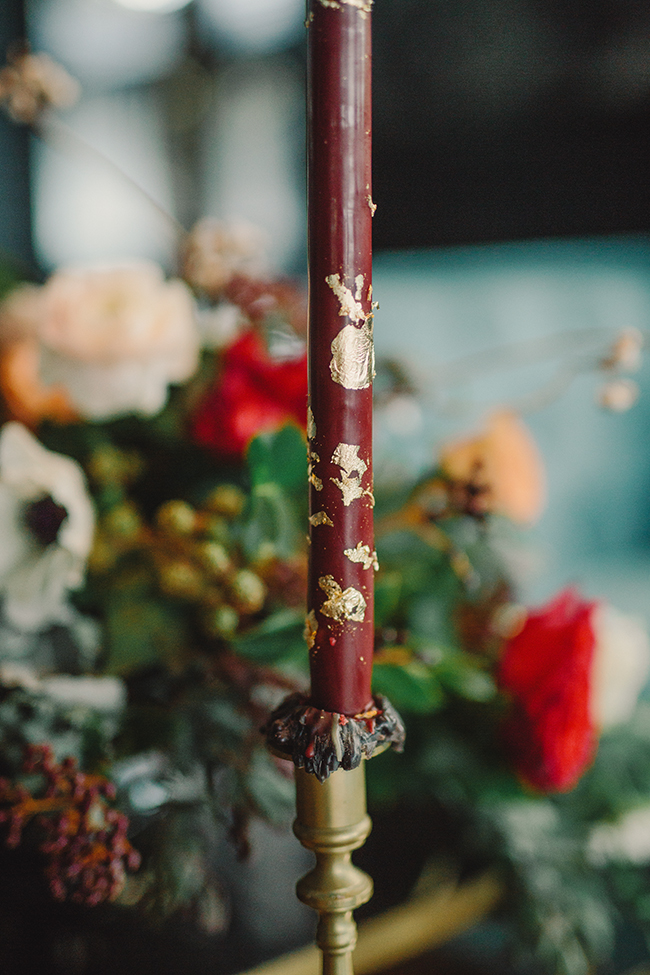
[3,545,76,630]
[588,806,650,866]
[0,485,32,579]
[591,604,650,729]
[36,263,199,420]
[0,422,94,561]
[0,424,95,630]
[41,675,126,713]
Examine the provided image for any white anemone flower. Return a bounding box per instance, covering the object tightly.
[0,422,94,631]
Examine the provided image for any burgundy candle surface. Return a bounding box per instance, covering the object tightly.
[306,0,375,716]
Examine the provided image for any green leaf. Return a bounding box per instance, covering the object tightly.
[372,660,444,714]
[233,609,306,664]
[374,571,402,628]
[245,749,295,824]
[241,481,301,559]
[103,590,188,674]
[246,425,307,495]
[0,258,18,301]
[435,656,496,702]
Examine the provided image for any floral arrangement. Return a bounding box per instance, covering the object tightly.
[0,47,650,975]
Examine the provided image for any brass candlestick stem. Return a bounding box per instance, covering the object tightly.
[294,761,373,975]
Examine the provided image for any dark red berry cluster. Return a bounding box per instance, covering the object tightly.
[0,744,140,906]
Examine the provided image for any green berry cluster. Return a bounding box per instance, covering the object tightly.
[152,488,267,639]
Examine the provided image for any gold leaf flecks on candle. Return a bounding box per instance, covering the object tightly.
[319,575,367,622]
[343,542,379,571]
[308,446,323,491]
[354,274,365,300]
[304,609,318,649]
[325,273,366,324]
[330,319,375,390]
[307,406,316,439]
[330,443,372,506]
[310,511,334,527]
[318,0,373,13]
[366,195,377,216]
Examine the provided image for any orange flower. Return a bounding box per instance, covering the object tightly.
[0,339,77,427]
[0,285,77,427]
[439,410,545,524]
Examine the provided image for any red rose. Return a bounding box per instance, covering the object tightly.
[191,329,308,458]
[498,588,598,793]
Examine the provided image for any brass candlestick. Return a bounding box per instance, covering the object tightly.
[294,761,373,975]
[266,703,403,974]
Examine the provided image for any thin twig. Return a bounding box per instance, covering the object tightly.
[37,111,188,245]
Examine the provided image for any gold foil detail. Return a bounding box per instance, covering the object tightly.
[344,542,379,571]
[307,406,316,439]
[326,273,375,390]
[304,610,318,649]
[318,0,373,13]
[366,195,377,216]
[310,511,334,527]
[331,443,372,506]
[319,575,367,623]
[330,319,375,390]
[326,273,366,324]
[308,446,323,491]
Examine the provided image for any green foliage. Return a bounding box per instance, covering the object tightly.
[242,427,307,559]
[246,424,306,497]
[243,749,295,825]
[373,660,445,714]
[232,609,306,665]
[0,257,18,301]
[102,577,190,675]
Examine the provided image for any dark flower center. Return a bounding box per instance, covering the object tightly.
[24,495,69,547]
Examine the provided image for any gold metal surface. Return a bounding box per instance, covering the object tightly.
[241,869,503,975]
[293,763,373,975]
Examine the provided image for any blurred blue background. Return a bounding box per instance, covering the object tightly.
[372,238,650,618]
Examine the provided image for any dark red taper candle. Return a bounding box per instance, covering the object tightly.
[306,0,375,716]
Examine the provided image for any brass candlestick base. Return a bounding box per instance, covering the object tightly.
[294,762,373,975]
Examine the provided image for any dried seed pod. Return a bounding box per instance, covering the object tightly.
[230,569,266,614]
[197,540,232,577]
[204,604,239,639]
[103,502,141,540]
[156,500,197,536]
[158,560,205,600]
[203,484,245,519]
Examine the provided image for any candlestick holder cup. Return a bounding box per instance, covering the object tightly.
[294,760,372,975]
[266,697,403,974]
